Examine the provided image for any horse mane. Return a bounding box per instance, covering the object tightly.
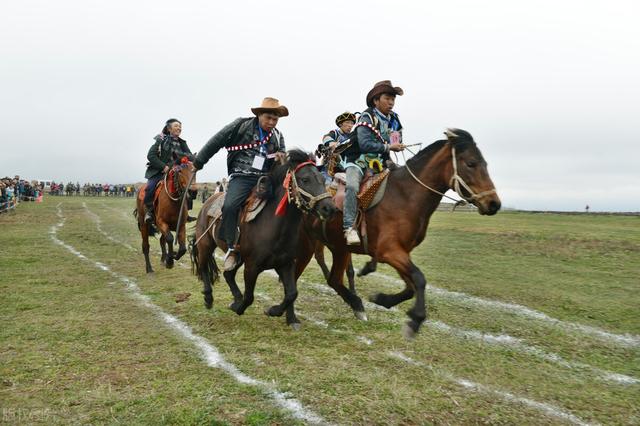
[404,129,478,169]
[270,149,312,183]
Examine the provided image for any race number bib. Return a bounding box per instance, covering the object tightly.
[252,155,265,170]
[390,131,401,145]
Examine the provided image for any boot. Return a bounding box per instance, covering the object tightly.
[144,204,156,227]
[223,248,239,272]
[344,228,361,245]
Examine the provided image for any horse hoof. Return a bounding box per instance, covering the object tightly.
[146,268,154,274]
[166,262,174,269]
[204,298,213,309]
[402,322,417,340]
[265,306,284,317]
[229,301,242,314]
[354,310,368,321]
[289,322,302,331]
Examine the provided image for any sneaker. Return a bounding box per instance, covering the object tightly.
[344,228,361,245]
[223,249,239,272]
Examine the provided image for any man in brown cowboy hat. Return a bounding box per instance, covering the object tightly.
[193,97,288,271]
[342,80,406,245]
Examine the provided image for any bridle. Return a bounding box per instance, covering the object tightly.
[163,163,189,202]
[285,161,332,213]
[402,145,496,206]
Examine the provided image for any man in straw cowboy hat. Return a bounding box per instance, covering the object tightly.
[342,80,406,245]
[193,97,288,271]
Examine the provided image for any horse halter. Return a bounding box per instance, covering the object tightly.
[448,146,497,203]
[163,163,189,202]
[403,145,496,206]
[286,161,332,213]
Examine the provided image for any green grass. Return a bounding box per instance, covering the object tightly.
[1,198,638,425]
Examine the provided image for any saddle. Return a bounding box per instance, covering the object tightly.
[330,169,390,212]
[206,187,268,241]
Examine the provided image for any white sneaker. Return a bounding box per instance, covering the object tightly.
[344,228,361,245]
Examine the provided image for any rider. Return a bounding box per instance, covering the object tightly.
[144,118,194,227]
[342,80,406,245]
[192,97,288,271]
[319,112,356,181]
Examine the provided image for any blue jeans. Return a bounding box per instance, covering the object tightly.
[343,165,363,230]
[144,175,163,207]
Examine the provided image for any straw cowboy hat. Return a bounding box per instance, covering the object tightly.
[251,97,289,117]
[366,80,404,108]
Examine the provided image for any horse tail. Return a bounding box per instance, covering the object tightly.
[189,234,200,278]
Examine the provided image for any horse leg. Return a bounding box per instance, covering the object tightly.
[327,249,366,320]
[224,262,244,311]
[195,234,217,309]
[346,254,356,294]
[175,220,187,260]
[160,235,167,264]
[266,263,300,328]
[157,220,174,269]
[230,263,258,316]
[357,259,378,277]
[314,243,331,281]
[141,221,153,273]
[373,252,427,338]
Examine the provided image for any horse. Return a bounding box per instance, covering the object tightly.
[297,129,501,337]
[134,158,196,273]
[190,149,336,329]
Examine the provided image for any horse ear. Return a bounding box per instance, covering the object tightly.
[444,128,459,141]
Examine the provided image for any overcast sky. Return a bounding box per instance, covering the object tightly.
[2,0,639,211]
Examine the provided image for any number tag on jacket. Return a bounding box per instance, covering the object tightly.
[252,155,265,170]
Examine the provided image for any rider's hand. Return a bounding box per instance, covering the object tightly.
[188,163,197,173]
[389,144,405,152]
[163,165,170,173]
[329,142,338,149]
[274,151,287,164]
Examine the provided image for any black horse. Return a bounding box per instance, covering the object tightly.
[191,149,336,328]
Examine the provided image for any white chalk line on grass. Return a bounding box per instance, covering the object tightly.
[299,279,638,386]
[386,351,597,426]
[246,282,597,425]
[51,204,330,425]
[365,271,640,349]
[218,263,638,386]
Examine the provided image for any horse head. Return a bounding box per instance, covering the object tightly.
[443,128,501,215]
[279,149,336,220]
[172,156,197,197]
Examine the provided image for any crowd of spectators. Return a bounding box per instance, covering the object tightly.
[1,175,43,213]
[47,182,137,197]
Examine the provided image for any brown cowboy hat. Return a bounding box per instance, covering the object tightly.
[366,80,404,108]
[250,97,289,117]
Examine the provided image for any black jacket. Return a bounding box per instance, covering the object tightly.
[145,134,193,179]
[194,117,285,176]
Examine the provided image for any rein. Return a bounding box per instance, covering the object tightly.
[401,146,496,207]
[163,165,187,202]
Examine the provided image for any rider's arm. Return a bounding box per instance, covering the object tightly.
[356,115,388,155]
[322,130,337,147]
[147,138,169,170]
[193,118,244,170]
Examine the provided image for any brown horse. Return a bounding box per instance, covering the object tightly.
[190,149,336,328]
[135,160,196,273]
[297,129,501,337]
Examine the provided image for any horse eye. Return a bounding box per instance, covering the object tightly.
[466,161,477,168]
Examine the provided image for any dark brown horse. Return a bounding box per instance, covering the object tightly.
[297,129,501,337]
[135,160,196,273]
[191,149,336,328]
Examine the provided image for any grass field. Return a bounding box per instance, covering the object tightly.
[1,197,638,425]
